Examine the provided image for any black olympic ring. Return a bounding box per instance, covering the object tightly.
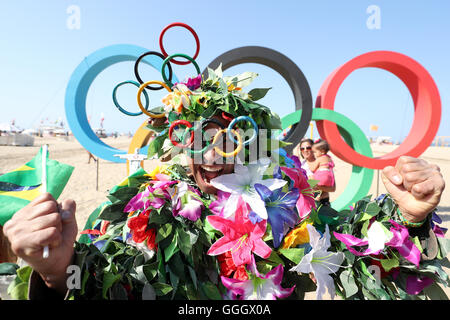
[203,46,313,154]
[134,51,173,90]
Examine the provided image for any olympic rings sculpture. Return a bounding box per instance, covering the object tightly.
[64,22,442,211]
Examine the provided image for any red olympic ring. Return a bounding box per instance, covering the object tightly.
[169,119,194,148]
[159,22,200,66]
[315,50,441,170]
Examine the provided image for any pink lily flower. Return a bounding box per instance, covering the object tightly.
[280,166,316,221]
[221,255,295,300]
[207,196,272,266]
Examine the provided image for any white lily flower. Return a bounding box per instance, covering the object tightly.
[289,224,344,300]
[365,221,393,253]
[209,158,286,220]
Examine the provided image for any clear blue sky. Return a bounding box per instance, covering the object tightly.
[0,0,449,143]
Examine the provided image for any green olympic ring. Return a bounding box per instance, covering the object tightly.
[161,53,201,88]
[281,108,374,212]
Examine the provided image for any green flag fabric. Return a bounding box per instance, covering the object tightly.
[0,146,74,225]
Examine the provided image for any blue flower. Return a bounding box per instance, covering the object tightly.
[254,183,300,248]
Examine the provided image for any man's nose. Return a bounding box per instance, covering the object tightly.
[202,146,221,165]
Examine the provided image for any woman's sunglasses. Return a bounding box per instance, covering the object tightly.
[300,146,312,151]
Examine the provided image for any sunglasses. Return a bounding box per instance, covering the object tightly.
[300,146,312,151]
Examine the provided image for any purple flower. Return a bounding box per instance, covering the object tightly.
[386,220,421,267]
[221,255,295,300]
[170,182,203,221]
[209,190,231,217]
[431,212,447,238]
[185,75,202,90]
[406,275,433,295]
[254,183,299,248]
[124,187,167,213]
[334,219,422,267]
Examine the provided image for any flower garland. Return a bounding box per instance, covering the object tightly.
[69,153,450,300]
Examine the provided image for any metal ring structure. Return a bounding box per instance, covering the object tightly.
[65,44,179,163]
[112,80,150,116]
[136,80,173,118]
[212,129,243,158]
[227,115,258,146]
[204,46,313,155]
[162,53,201,87]
[316,50,441,170]
[134,51,173,90]
[159,22,200,65]
[281,108,374,212]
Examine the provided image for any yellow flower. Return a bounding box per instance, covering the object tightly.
[146,165,168,180]
[227,83,241,92]
[281,222,312,249]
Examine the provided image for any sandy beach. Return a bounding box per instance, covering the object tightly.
[1,135,449,299]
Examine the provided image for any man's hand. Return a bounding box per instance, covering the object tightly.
[381,156,445,223]
[3,193,78,295]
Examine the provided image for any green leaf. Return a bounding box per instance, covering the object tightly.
[278,248,305,265]
[187,266,198,290]
[339,269,359,298]
[143,262,159,282]
[380,258,399,272]
[102,272,121,299]
[0,263,19,275]
[266,250,284,266]
[177,228,196,255]
[359,260,376,282]
[148,210,171,225]
[155,223,173,243]
[148,133,166,158]
[423,282,449,300]
[412,236,423,253]
[438,237,450,258]
[200,282,222,300]
[152,282,173,296]
[248,88,271,101]
[16,266,32,283]
[164,236,179,262]
[107,186,139,202]
[8,282,28,300]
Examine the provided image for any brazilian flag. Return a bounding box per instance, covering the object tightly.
[0,147,74,225]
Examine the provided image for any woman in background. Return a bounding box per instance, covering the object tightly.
[295,138,336,206]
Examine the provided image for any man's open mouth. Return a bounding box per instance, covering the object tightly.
[199,165,224,184]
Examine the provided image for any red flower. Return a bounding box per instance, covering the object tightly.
[217,252,249,281]
[233,265,249,281]
[127,211,156,250]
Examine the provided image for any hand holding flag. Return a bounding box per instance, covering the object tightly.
[1,147,78,294]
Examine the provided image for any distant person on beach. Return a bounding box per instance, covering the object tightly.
[295,138,335,206]
[87,151,97,164]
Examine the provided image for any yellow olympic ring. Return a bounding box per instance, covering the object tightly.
[137,80,172,118]
[212,129,243,158]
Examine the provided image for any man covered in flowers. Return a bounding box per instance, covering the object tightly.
[3,66,447,300]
